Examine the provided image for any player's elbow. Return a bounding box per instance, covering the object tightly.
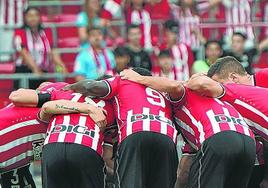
[41,102,51,114]
[188,77,211,92]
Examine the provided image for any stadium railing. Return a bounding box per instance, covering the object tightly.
[0,73,77,88]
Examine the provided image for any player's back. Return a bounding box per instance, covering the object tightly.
[45,89,115,155]
[0,105,46,172]
[103,76,177,143]
[174,89,254,150]
[222,84,268,123]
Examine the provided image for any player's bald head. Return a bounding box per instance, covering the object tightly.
[132,67,152,76]
[207,56,247,80]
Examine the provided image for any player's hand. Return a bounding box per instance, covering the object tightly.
[189,73,207,80]
[120,69,143,83]
[260,178,268,188]
[88,107,107,130]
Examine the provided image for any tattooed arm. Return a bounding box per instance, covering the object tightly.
[40,100,107,128]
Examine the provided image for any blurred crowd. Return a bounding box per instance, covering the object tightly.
[1,0,268,89]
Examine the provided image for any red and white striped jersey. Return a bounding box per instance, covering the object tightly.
[224,0,254,40]
[101,0,153,50]
[125,6,152,50]
[171,4,201,49]
[154,43,194,81]
[102,76,177,144]
[0,0,27,27]
[173,88,254,150]
[0,105,46,172]
[170,44,194,81]
[221,83,268,140]
[0,82,66,173]
[254,68,268,88]
[44,90,116,156]
[14,28,54,72]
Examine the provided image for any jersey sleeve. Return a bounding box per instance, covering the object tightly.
[101,76,120,99]
[167,86,186,110]
[220,84,237,103]
[255,69,268,88]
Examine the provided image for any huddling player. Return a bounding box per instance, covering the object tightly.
[9,82,117,188]
[120,68,256,188]
[65,67,179,188]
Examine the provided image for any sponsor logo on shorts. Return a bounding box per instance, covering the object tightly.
[130,114,174,126]
[32,139,44,161]
[51,124,95,138]
[214,114,247,126]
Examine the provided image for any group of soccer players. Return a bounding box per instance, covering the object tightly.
[0,56,268,188]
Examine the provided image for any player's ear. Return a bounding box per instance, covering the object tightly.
[229,73,239,83]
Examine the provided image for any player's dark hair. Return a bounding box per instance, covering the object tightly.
[127,24,140,34]
[114,46,129,57]
[132,67,152,76]
[207,56,247,78]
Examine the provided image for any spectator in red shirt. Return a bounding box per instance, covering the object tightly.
[13,7,67,89]
[0,0,28,61]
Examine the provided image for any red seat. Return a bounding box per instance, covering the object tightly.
[0,62,15,108]
[57,26,78,39]
[58,37,80,48]
[55,14,77,23]
[61,53,78,72]
[62,5,81,15]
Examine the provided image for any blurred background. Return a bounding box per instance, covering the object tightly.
[1,0,268,186]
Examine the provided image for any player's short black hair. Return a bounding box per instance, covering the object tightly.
[127,24,140,33]
[113,46,129,57]
[207,56,247,78]
[158,50,171,58]
[132,67,152,76]
[164,20,179,33]
[232,32,247,40]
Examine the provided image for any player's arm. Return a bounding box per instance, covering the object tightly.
[40,100,107,128]
[120,69,184,101]
[185,74,225,98]
[9,89,45,107]
[64,79,110,97]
